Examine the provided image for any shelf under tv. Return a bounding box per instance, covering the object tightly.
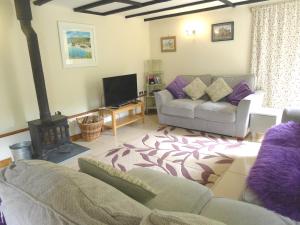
[100,102,144,136]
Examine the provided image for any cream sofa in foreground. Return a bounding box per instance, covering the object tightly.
[0,160,296,225]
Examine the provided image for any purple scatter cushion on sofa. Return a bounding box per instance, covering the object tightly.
[227,81,253,106]
[166,76,189,99]
[247,122,300,221]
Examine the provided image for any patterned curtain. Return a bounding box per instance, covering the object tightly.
[251,0,300,108]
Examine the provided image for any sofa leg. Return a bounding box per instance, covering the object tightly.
[236,137,244,141]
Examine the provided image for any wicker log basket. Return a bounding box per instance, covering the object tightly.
[77,115,104,141]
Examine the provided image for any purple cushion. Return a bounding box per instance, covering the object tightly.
[0,212,5,225]
[227,81,253,106]
[247,122,300,221]
[166,76,189,99]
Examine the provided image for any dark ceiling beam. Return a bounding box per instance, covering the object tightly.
[218,0,234,6]
[144,4,228,21]
[33,0,54,6]
[74,0,164,14]
[126,0,216,19]
[116,0,142,6]
[77,10,105,16]
[144,0,267,21]
[74,0,113,12]
[102,0,171,15]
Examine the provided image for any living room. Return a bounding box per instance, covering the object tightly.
[1,0,300,224]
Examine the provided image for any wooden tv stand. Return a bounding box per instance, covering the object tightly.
[100,102,144,136]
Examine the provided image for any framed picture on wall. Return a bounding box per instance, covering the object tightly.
[58,22,97,68]
[161,36,176,52]
[211,22,234,42]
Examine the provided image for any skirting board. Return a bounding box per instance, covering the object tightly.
[0,108,134,161]
[71,133,82,141]
[0,108,100,139]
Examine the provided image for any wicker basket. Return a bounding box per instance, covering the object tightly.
[77,117,104,142]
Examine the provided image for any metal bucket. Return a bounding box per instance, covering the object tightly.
[9,141,32,161]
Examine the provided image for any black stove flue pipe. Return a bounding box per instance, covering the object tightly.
[14,0,51,122]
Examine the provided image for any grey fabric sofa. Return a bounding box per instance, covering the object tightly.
[155,74,264,138]
[282,107,300,123]
[129,167,297,225]
[1,160,298,225]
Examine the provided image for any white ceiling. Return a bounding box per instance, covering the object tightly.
[44,0,265,20]
[48,0,152,8]
[127,1,224,19]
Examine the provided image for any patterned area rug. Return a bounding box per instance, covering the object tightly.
[98,126,260,188]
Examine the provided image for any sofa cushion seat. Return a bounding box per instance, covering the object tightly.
[161,99,205,119]
[195,101,237,123]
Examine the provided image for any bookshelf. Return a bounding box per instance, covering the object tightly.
[144,60,164,114]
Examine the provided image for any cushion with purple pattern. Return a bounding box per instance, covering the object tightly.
[247,122,300,221]
[166,76,189,99]
[227,81,253,106]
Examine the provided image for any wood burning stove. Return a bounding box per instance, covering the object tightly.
[28,115,71,159]
[14,0,88,162]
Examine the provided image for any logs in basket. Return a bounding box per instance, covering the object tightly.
[77,115,104,141]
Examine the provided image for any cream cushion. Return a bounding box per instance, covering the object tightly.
[183,78,207,100]
[140,210,227,225]
[78,157,156,203]
[205,78,233,102]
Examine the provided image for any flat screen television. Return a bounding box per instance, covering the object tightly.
[103,74,138,107]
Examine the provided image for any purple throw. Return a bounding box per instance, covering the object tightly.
[227,81,253,106]
[0,199,6,225]
[247,122,300,221]
[166,76,189,99]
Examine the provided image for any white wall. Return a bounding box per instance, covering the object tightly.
[0,1,256,160]
[0,132,30,160]
[149,6,253,83]
[0,0,150,135]
[0,0,150,160]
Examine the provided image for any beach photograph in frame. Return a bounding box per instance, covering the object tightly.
[211,22,234,42]
[161,36,176,52]
[58,22,97,68]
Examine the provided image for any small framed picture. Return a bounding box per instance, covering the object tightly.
[161,36,176,52]
[211,22,234,42]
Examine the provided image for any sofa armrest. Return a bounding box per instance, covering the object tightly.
[241,90,265,110]
[140,209,226,225]
[154,90,174,113]
[282,108,300,123]
[201,198,288,225]
[236,90,265,138]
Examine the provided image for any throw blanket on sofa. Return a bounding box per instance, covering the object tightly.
[0,212,5,225]
[247,122,300,221]
[0,199,6,225]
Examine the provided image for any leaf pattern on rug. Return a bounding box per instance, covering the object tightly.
[104,126,253,187]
